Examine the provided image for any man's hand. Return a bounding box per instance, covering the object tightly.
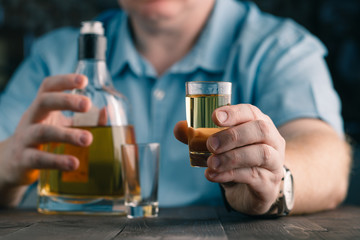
[174,104,285,215]
[0,74,93,198]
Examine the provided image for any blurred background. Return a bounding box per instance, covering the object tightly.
[0,0,359,204]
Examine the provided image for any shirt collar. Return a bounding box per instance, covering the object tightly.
[108,13,150,78]
[170,0,240,74]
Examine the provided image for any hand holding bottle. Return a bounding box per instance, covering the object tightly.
[37,21,136,214]
[0,74,93,193]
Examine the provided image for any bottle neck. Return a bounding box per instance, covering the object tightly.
[78,34,106,60]
[75,59,112,88]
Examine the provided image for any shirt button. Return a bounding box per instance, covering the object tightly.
[153,89,165,101]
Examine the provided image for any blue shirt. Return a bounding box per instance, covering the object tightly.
[0,0,343,208]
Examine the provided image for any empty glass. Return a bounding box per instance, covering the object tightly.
[121,143,160,218]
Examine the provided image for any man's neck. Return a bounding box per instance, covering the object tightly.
[129,0,215,76]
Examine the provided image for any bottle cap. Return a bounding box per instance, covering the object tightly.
[80,21,104,35]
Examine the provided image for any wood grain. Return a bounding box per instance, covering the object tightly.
[0,206,359,240]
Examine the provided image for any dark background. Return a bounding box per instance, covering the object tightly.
[0,0,359,205]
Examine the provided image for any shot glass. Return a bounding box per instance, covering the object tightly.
[121,143,160,218]
[185,81,232,167]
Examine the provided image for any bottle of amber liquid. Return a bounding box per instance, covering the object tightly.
[38,21,136,215]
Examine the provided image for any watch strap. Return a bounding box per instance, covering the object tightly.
[265,166,292,216]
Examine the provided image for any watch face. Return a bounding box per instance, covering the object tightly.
[284,171,294,211]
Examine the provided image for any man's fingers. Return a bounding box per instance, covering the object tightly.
[28,92,91,123]
[21,148,79,171]
[98,107,108,126]
[38,74,88,93]
[207,119,284,154]
[22,124,93,147]
[205,166,281,189]
[207,144,281,172]
[212,104,268,127]
[174,120,188,144]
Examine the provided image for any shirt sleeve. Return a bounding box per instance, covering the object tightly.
[252,19,344,137]
[0,27,78,141]
[0,47,48,140]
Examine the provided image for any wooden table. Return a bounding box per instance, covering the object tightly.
[1,205,359,239]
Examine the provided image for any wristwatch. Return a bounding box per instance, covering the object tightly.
[266,166,294,216]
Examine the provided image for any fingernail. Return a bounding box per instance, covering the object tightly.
[79,99,87,111]
[209,171,218,178]
[75,75,83,85]
[211,156,221,170]
[67,159,76,170]
[80,134,89,145]
[208,137,220,151]
[216,111,228,123]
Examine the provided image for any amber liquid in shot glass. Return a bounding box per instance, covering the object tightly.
[186,90,231,167]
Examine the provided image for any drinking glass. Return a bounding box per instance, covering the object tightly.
[121,143,160,218]
[185,81,232,167]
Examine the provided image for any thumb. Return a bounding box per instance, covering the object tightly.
[173,120,188,145]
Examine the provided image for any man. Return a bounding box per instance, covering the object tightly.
[0,0,351,215]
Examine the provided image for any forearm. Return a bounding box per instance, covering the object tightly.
[280,119,352,214]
